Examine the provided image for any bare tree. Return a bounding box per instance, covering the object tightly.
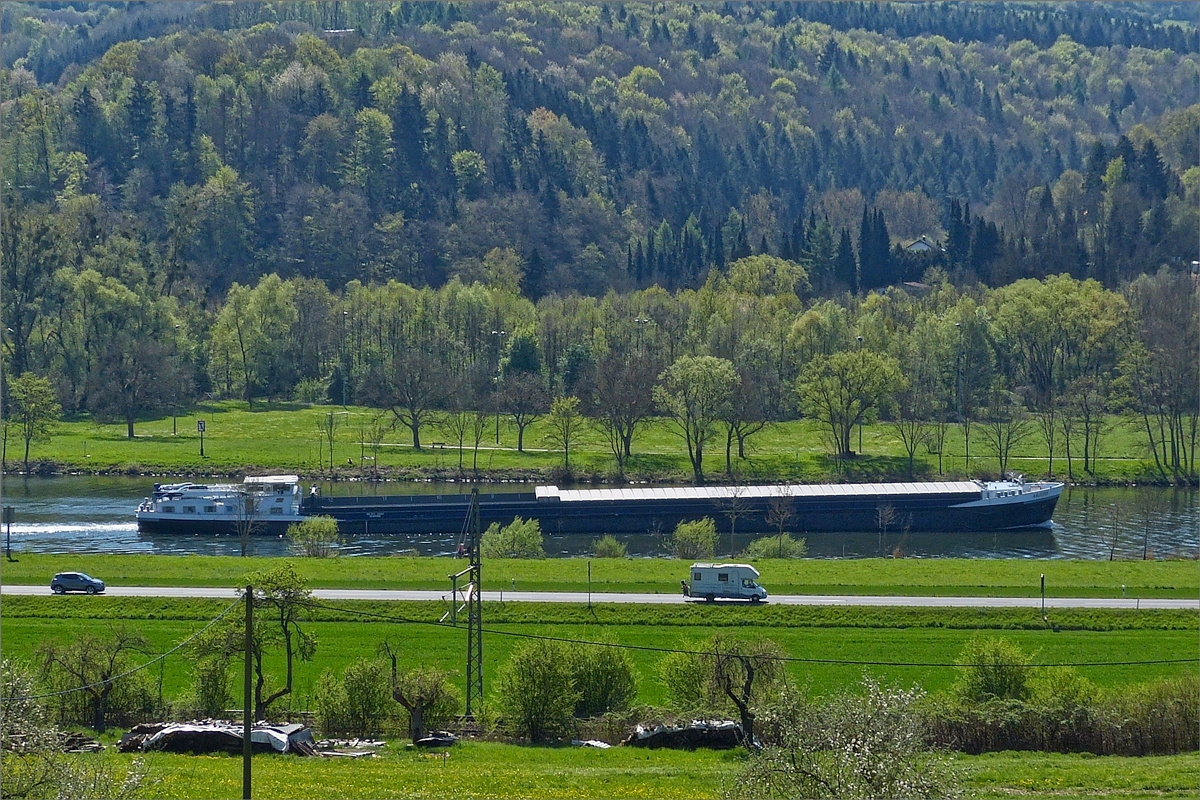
[1104,502,1123,561]
[319,411,340,473]
[980,390,1032,478]
[592,351,659,478]
[766,492,795,558]
[364,414,390,478]
[890,382,930,480]
[1034,402,1058,478]
[499,372,549,453]
[469,409,489,477]
[722,485,752,557]
[1058,392,1079,480]
[234,491,261,557]
[387,347,450,450]
[876,503,896,555]
[1134,491,1162,560]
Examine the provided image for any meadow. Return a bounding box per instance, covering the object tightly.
[4,553,1197,598]
[8,400,1176,485]
[3,596,1195,706]
[49,745,1200,800]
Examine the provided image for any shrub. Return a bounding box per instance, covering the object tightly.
[188,655,233,718]
[287,516,342,557]
[926,674,1199,756]
[591,534,627,558]
[672,517,717,559]
[496,640,579,742]
[480,517,545,558]
[292,378,328,404]
[657,646,713,712]
[954,635,1033,703]
[1098,674,1199,755]
[315,658,394,738]
[742,533,808,559]
[739,677,960,799]
[566,641,638,717]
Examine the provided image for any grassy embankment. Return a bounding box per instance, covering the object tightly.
[47,745,1200,800]
[3,553,1196,598]
[8,400,1178,484]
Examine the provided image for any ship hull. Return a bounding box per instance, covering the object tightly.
[306,485,1061,536]
[136,517,302,537]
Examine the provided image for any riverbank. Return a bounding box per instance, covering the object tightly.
[4,401,1196,486]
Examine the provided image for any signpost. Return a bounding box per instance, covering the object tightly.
[198,419,206,457]
[4,506,14,561]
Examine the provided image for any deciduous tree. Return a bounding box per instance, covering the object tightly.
[655,355,739,483]
[797,349,902,458]
[7,372,60,473]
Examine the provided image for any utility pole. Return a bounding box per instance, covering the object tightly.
[491,330,507,444]
[465,488,484,718]
[243,584,253,800]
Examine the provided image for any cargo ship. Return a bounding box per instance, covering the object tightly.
[301,478,1064,536]
[137,476,1063,537]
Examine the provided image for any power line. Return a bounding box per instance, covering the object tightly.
[299,599,1198,669]
[10,597,242,702]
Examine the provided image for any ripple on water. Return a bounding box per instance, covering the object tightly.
[1,476,1195,559]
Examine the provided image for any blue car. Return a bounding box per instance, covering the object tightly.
[50,572,106,594]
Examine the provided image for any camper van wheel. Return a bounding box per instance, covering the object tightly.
[750,595,761,603]
[705,594,715,603]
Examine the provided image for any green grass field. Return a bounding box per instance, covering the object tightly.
[3,596,1195,705]
[4,553,1197,598]
[9,400,1179,484]
[37,736,1200,799]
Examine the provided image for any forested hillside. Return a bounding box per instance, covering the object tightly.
[2,2,1197,483]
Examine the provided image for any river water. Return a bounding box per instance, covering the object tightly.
[0,476,1195,560]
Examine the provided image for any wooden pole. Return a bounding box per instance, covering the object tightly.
[244,584,253,799]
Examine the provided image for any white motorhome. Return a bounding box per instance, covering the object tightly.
[686,563,767,603]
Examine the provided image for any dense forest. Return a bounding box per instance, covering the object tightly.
[2,2,1197,483]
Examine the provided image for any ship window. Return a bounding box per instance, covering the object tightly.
[269,507,283,515]
[275,497,285,503]
[718,573,729,582]
[693,572,702,581]
[205,506,216,513]
[163,506,175,513]
[183,506,196,513]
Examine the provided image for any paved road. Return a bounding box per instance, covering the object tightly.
[3,584,1196,609]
